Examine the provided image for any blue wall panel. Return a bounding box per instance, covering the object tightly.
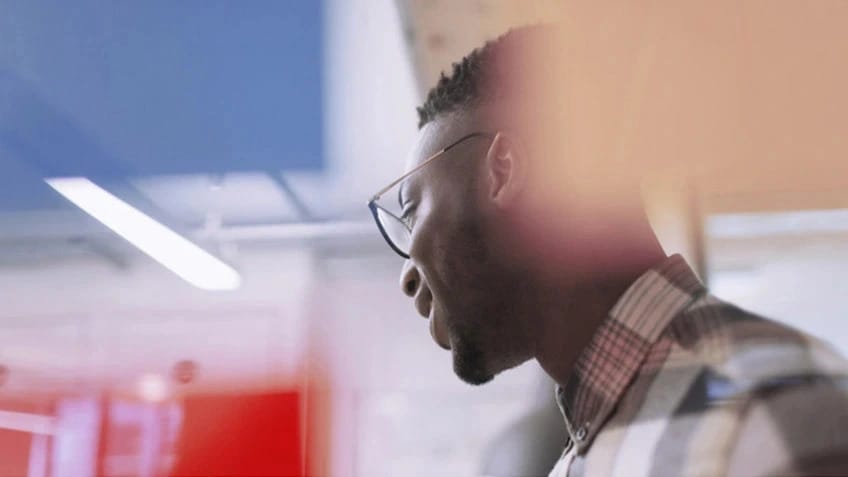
[0,0,323,189]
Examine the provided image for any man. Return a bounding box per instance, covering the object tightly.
[368,25,848,476]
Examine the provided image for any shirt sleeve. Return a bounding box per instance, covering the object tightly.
[726,377,848,477]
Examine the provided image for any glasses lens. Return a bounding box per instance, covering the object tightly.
[375,205,411,257]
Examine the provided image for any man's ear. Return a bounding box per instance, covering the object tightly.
[485,131,527,208]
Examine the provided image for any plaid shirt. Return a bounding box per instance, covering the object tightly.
[548,254,848,477]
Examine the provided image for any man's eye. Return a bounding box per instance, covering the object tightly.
[400,208,416,228]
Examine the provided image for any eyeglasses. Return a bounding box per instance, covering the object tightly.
[367,132,494,259]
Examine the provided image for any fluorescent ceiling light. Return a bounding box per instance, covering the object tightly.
[45,177,241,291]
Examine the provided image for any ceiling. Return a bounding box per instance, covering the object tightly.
[2,0,848,273]
[0,1,323,180]
[0,1,334,267]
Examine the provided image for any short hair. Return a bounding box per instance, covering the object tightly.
[416,24,562,130]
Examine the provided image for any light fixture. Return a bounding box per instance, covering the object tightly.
[46,177,241,290]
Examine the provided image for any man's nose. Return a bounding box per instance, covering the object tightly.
[399,259,420,297]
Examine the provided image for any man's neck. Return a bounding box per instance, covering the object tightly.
[531,230,667,388]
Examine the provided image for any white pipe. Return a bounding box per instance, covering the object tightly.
[194,221,375,242]
[0,410,55,435]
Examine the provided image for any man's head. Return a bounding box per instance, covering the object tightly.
[398,115,535,385]
[391,25,646,385]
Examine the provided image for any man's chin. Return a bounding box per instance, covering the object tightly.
[451,344,533,386]
[452,350,495,385]
[456,368,495,386]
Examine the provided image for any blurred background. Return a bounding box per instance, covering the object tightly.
[0,1,846,476]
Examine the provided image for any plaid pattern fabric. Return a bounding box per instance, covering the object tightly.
[548,254,848,477]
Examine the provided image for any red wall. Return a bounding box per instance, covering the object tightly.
[170,391,302,477]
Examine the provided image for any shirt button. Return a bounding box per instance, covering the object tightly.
[575,426,587,441]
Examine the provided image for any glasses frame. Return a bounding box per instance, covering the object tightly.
[367,131,495,259]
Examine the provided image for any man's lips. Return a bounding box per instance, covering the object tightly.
[414,288,432,319]
[413,287,450,350]
[429,308,451,350]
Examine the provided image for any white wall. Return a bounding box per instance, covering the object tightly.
[708,227,848,356]
[0,248,313,397]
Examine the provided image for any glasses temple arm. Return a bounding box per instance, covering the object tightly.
[368,148,447,202]
[367,132,495,203]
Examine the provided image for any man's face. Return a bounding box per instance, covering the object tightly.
[398,116,535,385]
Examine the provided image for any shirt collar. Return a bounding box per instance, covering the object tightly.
[555,254,706,453]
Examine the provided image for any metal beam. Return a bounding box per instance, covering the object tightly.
[267,172,313,221]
